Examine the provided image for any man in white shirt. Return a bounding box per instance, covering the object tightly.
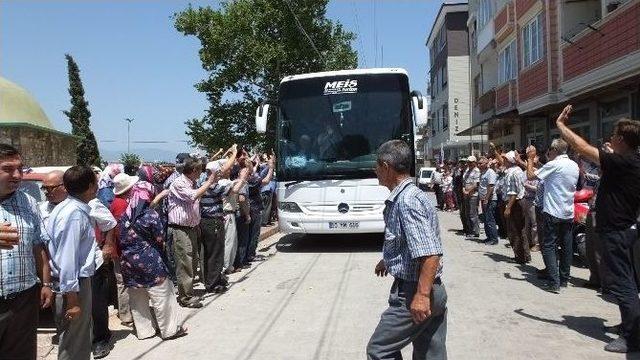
[47,166,102,360]
[526,139,579,293]
[430,167,444,209]
[503,151,528,263]
[462,156,481,237]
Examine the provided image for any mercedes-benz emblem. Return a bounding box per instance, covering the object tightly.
[338,203,349,214]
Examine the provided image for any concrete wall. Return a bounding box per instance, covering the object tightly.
[0,126,77,167]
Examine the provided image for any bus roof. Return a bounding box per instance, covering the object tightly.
[280,68,408,84]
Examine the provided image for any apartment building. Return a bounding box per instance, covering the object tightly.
[460,0,640,151]
[426,2,485,163]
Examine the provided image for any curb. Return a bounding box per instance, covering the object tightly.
[259,223,280,241]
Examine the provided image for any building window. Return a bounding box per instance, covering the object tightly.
[473,75,481,102]
[434,72,439,96]
[498,40,517,84]
[442,104,449,130]
[522,13,544,68]
[478,0,494,29]
[439,29,446,51]
[441,64,447,88]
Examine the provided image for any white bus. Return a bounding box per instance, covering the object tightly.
[255,68,427,234]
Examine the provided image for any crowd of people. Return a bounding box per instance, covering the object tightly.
[0,143,276,359]
[429,105,640,354]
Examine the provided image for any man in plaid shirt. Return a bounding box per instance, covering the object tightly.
[367,140,447,359]
[0,144,54,359]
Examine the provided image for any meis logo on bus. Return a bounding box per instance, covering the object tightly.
[323,79,358,95]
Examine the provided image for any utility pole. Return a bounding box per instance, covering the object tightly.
[125,118,134,153]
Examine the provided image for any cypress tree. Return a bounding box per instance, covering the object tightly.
[63,54,101,166]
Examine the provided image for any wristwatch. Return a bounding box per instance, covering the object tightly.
[41,282,54,288]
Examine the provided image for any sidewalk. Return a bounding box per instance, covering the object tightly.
[36,222,280,359]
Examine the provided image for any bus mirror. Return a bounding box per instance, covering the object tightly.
[411,94,428,127]
[255,104,270,133]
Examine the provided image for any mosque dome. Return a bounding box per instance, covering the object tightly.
[0,76,54,130]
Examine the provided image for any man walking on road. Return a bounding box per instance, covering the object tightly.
[430,166,444,209]
[367,140,447,360]
[554,104,640,353]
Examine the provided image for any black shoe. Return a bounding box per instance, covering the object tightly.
[560,281,568,288]
[179,297,203,308]
[212,285,228,294]
[604,337,640,353]
[542,283,560,294]
[582,281,600,290]
[93,341,112,359]
[604,324,621,335]
[473,233,480,238]
[536,268,547,275]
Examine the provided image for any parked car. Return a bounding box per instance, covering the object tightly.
[19,166,75,203]
[416,167,436,191]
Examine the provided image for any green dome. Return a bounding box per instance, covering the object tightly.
[0,76,53,130]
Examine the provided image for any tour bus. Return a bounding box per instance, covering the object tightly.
[254,68,427,234]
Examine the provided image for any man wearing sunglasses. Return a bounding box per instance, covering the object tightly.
[39,170,67,226]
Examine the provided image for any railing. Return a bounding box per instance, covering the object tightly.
[478,88,496,113]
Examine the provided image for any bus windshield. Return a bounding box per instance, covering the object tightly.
[277,73,412,181]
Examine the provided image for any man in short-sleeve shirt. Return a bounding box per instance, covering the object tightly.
[478,157,499,245]
[462,156,481,237]
[527,138,579,293]
[367,140,447,359]
[552,104,640,353]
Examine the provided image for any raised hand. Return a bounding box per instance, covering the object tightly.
[556,104,573,127]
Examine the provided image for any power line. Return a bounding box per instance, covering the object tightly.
[351,0,366,67]
[373,0,377,67]
[283,0,325,65]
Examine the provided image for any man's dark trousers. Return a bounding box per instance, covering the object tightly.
[600,227,640,346]
[465,196,480,236]
[0,285,38,359]
[234,215,250,267]
[433,184,444,209]
[458,194,468,233]
[92,262,112,345]
[542,213,573,287]
[200,217,226,290]
[367,278,447,359]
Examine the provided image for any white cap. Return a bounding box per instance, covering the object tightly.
[467,155,477,162]
[504,151,517,164]
[205,159,226,172]
[113,173,139,195]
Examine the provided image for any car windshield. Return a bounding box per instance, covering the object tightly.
[277,73,412,181]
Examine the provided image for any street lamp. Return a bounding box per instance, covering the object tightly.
[125,118,134,153]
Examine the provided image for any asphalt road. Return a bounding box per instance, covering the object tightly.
[94,194,632,359]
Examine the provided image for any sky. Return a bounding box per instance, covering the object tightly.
[1,0,443,161]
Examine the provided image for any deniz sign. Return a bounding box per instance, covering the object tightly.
[324,79,358,95]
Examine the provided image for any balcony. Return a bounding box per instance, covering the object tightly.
[494,2,515,43]
[478,88,496,114]
[477,19,495,54]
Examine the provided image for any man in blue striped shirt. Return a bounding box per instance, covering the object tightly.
[0,144,53,359]
[367,140,447,360]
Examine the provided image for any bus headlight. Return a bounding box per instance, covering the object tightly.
[279,202,302,213]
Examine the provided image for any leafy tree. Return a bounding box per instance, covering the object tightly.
[119,153,141,175]
[63,54,101,166]
[174,0,357,151]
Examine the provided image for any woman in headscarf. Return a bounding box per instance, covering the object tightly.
[118,177,186,340]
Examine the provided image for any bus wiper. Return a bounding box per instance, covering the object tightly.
[284,180,305,188]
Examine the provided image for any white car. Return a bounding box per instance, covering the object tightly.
[416,167,436,191]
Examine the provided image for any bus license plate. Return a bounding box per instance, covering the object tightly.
[329,221,359,229]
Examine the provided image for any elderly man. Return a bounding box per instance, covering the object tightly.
[167,156,218,308]
[0,144,54,359]
[199,145,239,293]
[554,105,640,353]
[503,151,528,263]
[526,138,579,294]
[40,170,67,225]
[462,156,481,238]
[367,140,447,359]
[39,169,118,358]
[478,157,499,245]
[47,165,103,360]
